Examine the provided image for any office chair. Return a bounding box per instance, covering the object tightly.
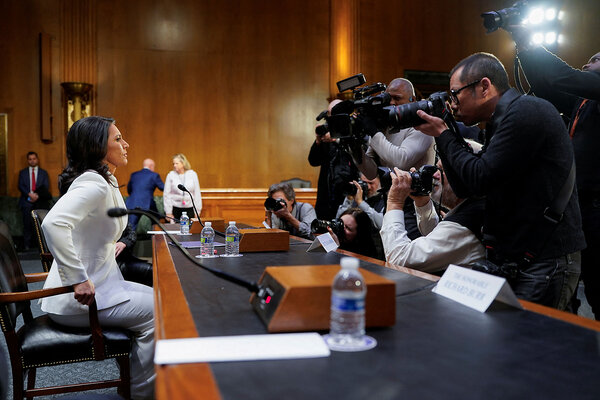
[30,209,53,272]
[280,177,311,188]
[0,230,133,399]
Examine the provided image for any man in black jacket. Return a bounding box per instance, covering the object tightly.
[511,33,600,318]
[415,52,585,310]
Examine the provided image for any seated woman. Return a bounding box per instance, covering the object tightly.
[265,182,317,240]
[329,207,381,260]
[163,153,202,221]
[40,116,155,399]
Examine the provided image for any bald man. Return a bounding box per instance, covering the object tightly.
[126,158,165,229]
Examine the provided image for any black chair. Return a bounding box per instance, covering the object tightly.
[280,177,311,188]
[30,209,53,272]
[0,230,133,399]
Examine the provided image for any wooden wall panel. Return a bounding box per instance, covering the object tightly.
[2,0,599,199]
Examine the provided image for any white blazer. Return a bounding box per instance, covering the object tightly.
[41,171,130,315]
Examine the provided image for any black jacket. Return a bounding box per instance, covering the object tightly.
[436,88,585,260]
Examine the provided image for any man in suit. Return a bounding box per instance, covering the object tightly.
[126,158,164,229]
[18,151,51,249]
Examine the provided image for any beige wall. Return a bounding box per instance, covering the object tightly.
[2,0,599,197]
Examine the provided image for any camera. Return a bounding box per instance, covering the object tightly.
[264,197,286,212]
[310,218,345,237]
[342,180,369,199]
[384,91,450,132]
[410,165,438,196]
[481,1,528,33]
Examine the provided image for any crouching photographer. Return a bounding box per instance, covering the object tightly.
[336,173,385,229]
[380,145,486,274]
[265,182,317,240]
[312,208,380,259]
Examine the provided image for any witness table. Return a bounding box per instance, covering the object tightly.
[152,233,600,400]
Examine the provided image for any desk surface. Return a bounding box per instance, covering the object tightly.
[153,234,600,400]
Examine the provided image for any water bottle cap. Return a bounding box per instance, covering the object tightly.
[205,221,212,227]
[229,221,236,225]
[340,257,359,269]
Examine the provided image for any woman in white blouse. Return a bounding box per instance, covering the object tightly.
[163,153,202,220]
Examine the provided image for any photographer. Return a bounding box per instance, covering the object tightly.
[508,28,600,319]
[353,78,434,240]
[415,52,585,310]
[328,207,379,260]
[380,144,485,274]
[309,99,359,220]
[265,182,316,240]
[336,173,384,229]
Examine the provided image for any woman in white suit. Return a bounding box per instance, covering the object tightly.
[41,116,155,399]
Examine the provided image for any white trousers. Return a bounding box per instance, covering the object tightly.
[49,281,155,399]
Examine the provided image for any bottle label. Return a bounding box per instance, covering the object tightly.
[201,237,213,244]
[331,295,364,311]
[226,235,238,242]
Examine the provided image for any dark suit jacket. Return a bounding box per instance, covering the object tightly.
[126,168,165,211]
[18,167,51,209]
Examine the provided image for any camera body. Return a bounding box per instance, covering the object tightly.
[264,197,287,212]
[410,165,438,196]
[481,1,528,33]
[311,218,345,237]
[342,179,369,199]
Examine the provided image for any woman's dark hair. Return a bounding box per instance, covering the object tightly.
[339,207,377,259]
[58,116,115,195]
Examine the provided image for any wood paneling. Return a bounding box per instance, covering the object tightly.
[2,0,600,198]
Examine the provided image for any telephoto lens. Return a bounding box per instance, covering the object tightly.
[264,197,285,212]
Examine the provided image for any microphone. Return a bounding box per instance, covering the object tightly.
[107,207,260,293]
[177,184,203,227]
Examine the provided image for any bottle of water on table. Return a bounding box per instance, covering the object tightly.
[325,257,376,351]
[223,221,241,257]
[180,211,190,235]
[200,221,215,257]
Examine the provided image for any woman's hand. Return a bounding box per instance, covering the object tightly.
[327,226,340,246]
[73,279,95,306]
[115,241,126,257]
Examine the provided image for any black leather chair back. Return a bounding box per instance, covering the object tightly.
[31,209,52,272]
[0,233,32,332]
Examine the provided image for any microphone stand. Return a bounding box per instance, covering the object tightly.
[177,184,226,238]
[108,208,260,293]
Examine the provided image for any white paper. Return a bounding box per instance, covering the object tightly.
[432,264,522,312]
[262,221,272,229]
[307,233,339,253]
[154,332,330,364]
[147,230,181,235]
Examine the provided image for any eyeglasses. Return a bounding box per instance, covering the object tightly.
[449,79,481,105]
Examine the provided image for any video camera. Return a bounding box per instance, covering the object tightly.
[481,1,528,33]
[315,73,450,142]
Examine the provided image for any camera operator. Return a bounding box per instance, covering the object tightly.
[265,182,317,240]
[327,207,380,260]
[380,148,486,273]
[336,173,384,229]
[414,52,585,310]
[507,28,600,319]
[309,99,360,220]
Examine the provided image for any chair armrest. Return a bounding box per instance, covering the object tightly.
[25,272,49,283]
[41,252,54,262]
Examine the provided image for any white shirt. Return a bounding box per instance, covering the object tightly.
[380,200,485,273]
[163,169,202,215]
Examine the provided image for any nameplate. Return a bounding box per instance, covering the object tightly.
[432,264,522,312]
[307,233,338,253]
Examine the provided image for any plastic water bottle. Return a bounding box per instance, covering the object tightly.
[180,212,190,235]
[224,221,240,256]
[328,257,366,349]
[200,221,215,257]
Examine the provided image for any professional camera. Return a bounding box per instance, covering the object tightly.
[264,197,286,212]
[310,218,345,237]
[314,73,390,141]
[410,165,438,196]
[481,1,528,33]
[342,179,369,199]
[384,91,450,132]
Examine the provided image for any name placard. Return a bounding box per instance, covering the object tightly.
[432,264,522,312]
[307,233,339,253]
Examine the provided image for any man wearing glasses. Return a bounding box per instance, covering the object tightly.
[413,52,585,311]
